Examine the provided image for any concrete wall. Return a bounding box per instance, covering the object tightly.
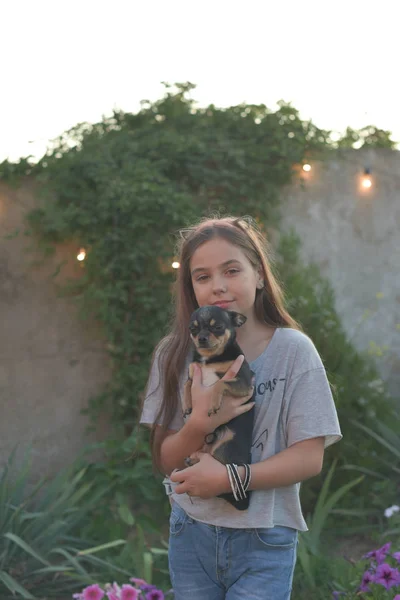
[280,148,400,397]
[0,182,111,479]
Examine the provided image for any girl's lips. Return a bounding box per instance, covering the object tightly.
[213,301,233,308]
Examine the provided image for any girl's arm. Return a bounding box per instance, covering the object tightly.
[240,436,324,490]
[157,421,214,473]
[170,437,324,498]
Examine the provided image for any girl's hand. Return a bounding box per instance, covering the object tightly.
[170,452,229,498]
[189,355,255,435]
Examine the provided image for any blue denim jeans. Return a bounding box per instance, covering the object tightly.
[168,501,298,600]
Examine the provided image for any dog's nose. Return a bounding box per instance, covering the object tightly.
[198,335,208,344]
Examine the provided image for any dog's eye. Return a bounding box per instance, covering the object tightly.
[213,324,224,332]
[189,326,199,335]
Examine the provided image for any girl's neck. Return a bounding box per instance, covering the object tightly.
[236,317,276,362]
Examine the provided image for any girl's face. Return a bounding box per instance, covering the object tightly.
[189,237,261,319]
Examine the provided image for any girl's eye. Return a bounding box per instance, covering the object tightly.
[196,274,209,282]
[226,269,239,276]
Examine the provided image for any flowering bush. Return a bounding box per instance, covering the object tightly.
[333,543,400,599]
[73,578,172,600]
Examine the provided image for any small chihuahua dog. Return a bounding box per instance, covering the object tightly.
[182,305,255,510]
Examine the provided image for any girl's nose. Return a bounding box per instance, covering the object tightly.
[212,278,227,294]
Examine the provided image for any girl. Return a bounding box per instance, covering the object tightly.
[140,216,342,600]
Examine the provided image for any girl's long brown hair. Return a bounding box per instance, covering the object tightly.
[148,216,301,471]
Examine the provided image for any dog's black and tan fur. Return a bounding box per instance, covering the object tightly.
[183,305,255,510]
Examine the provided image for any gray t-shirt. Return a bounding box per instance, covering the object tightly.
[140,327,342,531]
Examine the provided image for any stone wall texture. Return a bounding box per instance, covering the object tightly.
[0,182,111,479]
[280,148,399,397]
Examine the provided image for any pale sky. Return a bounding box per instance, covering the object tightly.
[1,0,399,162]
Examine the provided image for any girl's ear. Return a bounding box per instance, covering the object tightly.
[228,311,247,328]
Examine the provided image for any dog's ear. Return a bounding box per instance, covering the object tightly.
[228,311,247,328]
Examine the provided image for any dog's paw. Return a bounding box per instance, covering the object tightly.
[183,408,192,418]
[184,457,194,467]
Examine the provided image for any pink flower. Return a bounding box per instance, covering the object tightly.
[121,584,140,600]
[105,582,121,600]
[82,584,105,600]
[130,578,147,587]
[105,589,119,600]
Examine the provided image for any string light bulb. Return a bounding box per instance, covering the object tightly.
[172,261,180,269]
[302,163,311,172]
[361,167,372,189]
[77,248,86,261]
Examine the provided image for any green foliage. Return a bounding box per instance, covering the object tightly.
[296,460,364,588]
[20,83,330,431]
[0,448,133,599]
[73,430,171,589]
[0,157,36,185]
[276,232,396,515]
[331,542,400,599]
[336,125,397,149]
[292,461,397,599]
[345,417,400,534]
[293,553,352,600]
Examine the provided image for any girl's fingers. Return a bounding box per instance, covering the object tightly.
[170,469,179,482]
[174,482,187,495]
[246,387,255,401]
[221,355,244,381]
[191,363,202,387]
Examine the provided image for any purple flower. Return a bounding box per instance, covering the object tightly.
[364,542,392,565]
[394,596,400,600]
[332,592,346,599]
[393,552,400,563]
[145,590,164,600]
[374,563,400,589]
[359,570,375,592]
